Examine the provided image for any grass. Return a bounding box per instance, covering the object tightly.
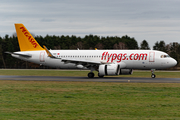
[0,69,180,78]
[1,81,180,119]
[0,69,180,119]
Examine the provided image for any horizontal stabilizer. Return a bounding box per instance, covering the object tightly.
[5,52,32,57]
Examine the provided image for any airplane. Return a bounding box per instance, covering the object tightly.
[6,23,177,78]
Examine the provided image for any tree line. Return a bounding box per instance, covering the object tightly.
[0,34,179,69]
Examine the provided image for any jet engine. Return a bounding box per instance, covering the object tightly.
[98,64,133,76]
[119,69,133,75]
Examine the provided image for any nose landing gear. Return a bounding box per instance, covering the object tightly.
[151,69,156,78]
[151,74,156,78]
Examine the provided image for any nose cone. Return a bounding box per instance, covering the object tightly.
[171,58,177,67]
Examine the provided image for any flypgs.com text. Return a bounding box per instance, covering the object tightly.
[101,52,148,63]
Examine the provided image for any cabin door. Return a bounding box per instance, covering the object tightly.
[40,52,45,62]
[149,52,155,62]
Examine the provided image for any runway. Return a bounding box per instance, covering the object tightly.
[0,75,180,83]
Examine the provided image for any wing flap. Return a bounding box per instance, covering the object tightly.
[61,58,101,65]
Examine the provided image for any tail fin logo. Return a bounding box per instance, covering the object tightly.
[20,27,38,48]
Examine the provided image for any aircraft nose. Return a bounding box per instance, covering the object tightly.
[171,58,177,67]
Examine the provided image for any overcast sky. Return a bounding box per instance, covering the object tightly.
[1,0,180,48]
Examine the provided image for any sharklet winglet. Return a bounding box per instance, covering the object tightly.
[43,45,56,58]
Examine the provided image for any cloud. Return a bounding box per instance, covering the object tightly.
[41,19,55,22]
[1,0,180,47]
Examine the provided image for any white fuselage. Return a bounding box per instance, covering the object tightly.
[12,49,177,70]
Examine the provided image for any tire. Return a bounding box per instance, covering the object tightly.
[151,74,156,78]
[98,73,104,78]
[88,72,94,78]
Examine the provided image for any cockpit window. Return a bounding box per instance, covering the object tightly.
[161,55,170,58]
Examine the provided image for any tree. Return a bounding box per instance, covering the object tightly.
[113,42,127,49]
[0,36,6,68]
[140,40,150,50]
[95,43,104,49]
[122,35,139,49]
[153,41,166,52]
[168,42,180,66]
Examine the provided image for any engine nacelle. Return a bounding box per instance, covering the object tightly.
[119,69,133,75]
[99,64,120,76]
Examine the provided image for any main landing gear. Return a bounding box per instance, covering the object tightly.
[88,72,94,78]
[151,69,156,78]
[88,72,104,78]
[98,73,104,78]
[88,66,97,78]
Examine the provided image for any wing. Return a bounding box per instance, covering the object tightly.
[61,58,101,66]
[43,46,101,67]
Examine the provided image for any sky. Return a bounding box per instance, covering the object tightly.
[1,0,180,48]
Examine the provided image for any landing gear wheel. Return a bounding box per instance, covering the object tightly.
[151,69,156,78]
[88,72,94,78]
[98,73,104,78]
[151,74,156,78]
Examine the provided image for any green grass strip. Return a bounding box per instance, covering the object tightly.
[0,69,179,78]
[0,81,180,119]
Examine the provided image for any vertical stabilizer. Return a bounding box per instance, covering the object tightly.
[15,23,44,51]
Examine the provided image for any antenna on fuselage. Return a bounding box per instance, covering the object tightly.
[151,46,153,50]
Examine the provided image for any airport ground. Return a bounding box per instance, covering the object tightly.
[0,69,180,119]
[0,69,180,78]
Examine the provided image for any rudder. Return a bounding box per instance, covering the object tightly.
[15,23,44,51]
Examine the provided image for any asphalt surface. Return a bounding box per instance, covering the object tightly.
[0,75,180,83]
